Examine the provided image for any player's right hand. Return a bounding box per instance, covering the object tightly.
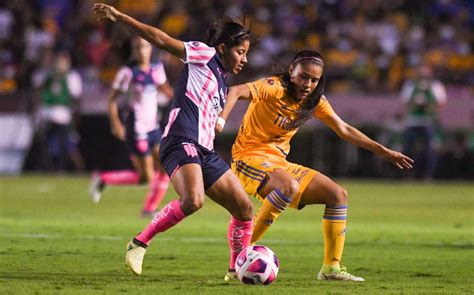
[93,3,120,22]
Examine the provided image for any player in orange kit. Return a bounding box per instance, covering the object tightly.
[217,50,414,282]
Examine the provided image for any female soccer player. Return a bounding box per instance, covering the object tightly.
[93,3,254,276]
[217,50,414,282]
[89,37,173,218]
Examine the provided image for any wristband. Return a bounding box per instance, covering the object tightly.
[216,117,226,129]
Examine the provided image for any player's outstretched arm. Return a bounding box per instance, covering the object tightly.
[215,84,251,134]
[321,112,414,170]
[93,3,185,59]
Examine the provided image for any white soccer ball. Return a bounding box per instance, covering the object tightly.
[235,245,279,285]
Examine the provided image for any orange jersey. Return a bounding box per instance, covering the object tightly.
[232,77,335,159]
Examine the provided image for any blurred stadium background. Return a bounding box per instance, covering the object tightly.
[0,0,473,179]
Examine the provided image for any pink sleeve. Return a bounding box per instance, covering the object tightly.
[112,66,132,92]
[183,41,216,64]
[152,63,167,86]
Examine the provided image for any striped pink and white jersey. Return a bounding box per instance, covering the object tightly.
[162,41,227,151]
[112,62,167,135]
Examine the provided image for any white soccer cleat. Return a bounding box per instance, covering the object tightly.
[224,270,237,282]
[317,266,365,282]
[125,239,147,275]
[89,173,104,204]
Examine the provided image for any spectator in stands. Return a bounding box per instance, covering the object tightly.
[34,51,85,171]
[400,64,447,179]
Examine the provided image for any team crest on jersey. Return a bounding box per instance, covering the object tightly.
[192,41,200,47]
[260,162,273,168]
[266,78,275,85]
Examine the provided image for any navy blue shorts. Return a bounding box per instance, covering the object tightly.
[159,135,229,190]
[125,113,162,156]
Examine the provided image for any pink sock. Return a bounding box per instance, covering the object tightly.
[100,170,140,185]
[142,171,170,212]
[228,217,253,270]
[135,199,186,245]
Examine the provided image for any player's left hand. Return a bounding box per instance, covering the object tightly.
[93,3,120,22]
[383,149,414,170]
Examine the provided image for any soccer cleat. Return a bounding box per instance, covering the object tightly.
[125,239,147,275]
[224,270,238,282]
[89,173,105,203]
[317,266,365,282]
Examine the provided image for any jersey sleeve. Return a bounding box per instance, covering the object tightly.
[183,41,216,64]
[111,66,132,93]
[152,63,167,86]
[313,96,335,119]
[246,78,282,103]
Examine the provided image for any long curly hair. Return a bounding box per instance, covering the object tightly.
[277,50,326,130]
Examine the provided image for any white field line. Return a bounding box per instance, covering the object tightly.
[0,233,312,245]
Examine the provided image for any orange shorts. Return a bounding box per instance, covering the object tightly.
[231,155,318,209]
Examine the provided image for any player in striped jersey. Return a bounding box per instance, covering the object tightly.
[217,50,414,282]
[88,37,173,218]
[94,3,254,276]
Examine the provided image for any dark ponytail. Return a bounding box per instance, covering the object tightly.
[206,17,251,48]
[278,50,326,130]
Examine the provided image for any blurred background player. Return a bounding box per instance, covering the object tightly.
[217,50,413,282]
[89,37,173,217]
[33,51,85,172]
[93,3,254,276]
[400,64,447,179]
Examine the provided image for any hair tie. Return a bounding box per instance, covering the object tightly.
[291,57,324,67]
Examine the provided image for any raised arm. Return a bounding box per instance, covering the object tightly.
[93,3,185,59]
[215,84,251,134]
[320,112,414,170]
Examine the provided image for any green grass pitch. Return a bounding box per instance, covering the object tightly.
[0,175,472,294]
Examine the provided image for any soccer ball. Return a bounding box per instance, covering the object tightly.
[235,245,279,285]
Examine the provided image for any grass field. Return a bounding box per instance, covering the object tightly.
[0,175,473,294]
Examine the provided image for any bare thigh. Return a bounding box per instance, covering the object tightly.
[206,169,253,221]
[299,173,348,206]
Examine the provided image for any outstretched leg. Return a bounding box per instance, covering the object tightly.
[126,163,205,275]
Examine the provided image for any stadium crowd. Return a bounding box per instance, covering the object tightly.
[0,0,472,95]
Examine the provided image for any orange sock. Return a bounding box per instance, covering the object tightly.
[322,205,347,267]
[251,189,291,244]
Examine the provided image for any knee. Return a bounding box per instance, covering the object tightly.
[233,196,253,221]
[275,177,299,199]
[266,170,300,198]
[180,192,205,215]
[333,187,348,206]
[285,178,300,198]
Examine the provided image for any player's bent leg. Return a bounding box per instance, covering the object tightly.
[126,164,204,275]
[251,169,299,244]
[300,173,364,282]
[141,140,170,215]
[206,169,253,221]
[206,170,253,281]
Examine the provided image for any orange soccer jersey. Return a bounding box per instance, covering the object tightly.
[232,76,335,161]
